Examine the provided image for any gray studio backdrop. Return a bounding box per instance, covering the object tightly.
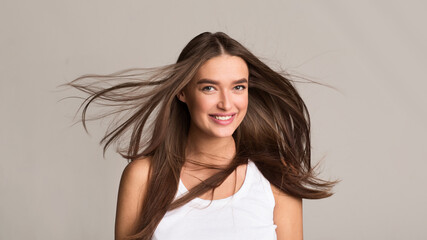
[1,0,426,239]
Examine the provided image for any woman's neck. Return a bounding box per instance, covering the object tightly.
[184,129,236,167]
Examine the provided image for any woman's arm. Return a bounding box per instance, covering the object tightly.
[271,184,303,240]
[115,158,151,240]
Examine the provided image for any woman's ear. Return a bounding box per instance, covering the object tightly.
[177,91,186,103]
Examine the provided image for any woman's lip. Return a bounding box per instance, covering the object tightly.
[208,113,237,116]
[209,113,236,125]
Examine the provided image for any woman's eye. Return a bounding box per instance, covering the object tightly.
[234,85,246,91]
[202,86,215,91]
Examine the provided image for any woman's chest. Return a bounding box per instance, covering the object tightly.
[153,196,277,240]
[179,163,247,200]
[153,161,277,240]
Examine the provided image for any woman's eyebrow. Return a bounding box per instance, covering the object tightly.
[196,78,248,85]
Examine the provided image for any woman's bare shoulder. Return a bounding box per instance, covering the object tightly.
[115,157,152,239]
[120,157,152,189]
[270,184,301,204]
[270,184,303,240]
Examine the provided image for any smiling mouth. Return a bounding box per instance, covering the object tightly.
[212,115,233,120]
[208,114,237,125]
[209,113,236,119]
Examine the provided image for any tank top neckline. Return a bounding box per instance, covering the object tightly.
[178,160,254,205]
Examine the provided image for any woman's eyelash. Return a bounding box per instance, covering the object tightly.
[202,85,247,91]
[202,86,215,91]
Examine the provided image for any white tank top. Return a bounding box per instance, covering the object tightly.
[153,160,277,240]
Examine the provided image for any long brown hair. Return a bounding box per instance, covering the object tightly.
[68,32,336,239]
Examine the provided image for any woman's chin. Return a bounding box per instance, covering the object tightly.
[208,129,237,139]
[189,122,239,139]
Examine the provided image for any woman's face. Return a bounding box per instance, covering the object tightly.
[178,54,249,139]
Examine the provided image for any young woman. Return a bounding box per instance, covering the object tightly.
[69,32,335,240]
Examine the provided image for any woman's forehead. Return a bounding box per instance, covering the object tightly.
[193,55,249,82]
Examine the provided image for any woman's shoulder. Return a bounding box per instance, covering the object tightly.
[270,183,301,202]
[115,157,152,238]
[270,183,303,239]
[120,157,152,188]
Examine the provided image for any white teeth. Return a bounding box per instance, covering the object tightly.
[214,115,232,120]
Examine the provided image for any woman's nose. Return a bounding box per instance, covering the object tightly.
[217,91,232,110]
